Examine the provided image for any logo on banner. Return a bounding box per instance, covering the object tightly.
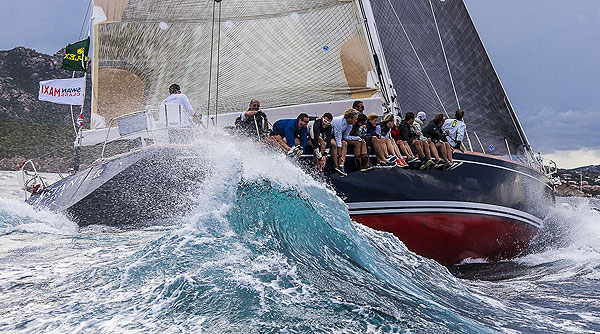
[62,37,90,72]
[38,77,85,105]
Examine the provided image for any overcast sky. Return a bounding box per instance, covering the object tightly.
[1,0,599,168]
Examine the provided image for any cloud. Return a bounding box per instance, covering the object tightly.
[521,106,600,152]
[543,148,600,169]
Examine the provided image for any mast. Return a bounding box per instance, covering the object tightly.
[356,0,399,115]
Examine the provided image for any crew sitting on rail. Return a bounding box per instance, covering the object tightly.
[379,114,409,166]
[400,112,431,168]
[422,113,453,168]
[413,112,444,169]
[350,114,379,165]
[366,114,407,167]
[268,113,310,157]
[235,99,269,138]
[391,117,419,163]
[345,110,374,173]
[307,113,333,171]
[331,109,365,175]
[442,109,466,152]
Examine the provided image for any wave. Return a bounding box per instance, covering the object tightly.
[0,197,77,235]
[515,197,600,280]
[2,134,598,333]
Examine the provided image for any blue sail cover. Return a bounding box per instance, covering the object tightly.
[369,0,529,157]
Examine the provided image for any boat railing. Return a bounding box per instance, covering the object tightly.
[473,131,485,154]
[101,110,153,160]
[16,159,47,200]
[547,159,558,176]
[99,106,200,160]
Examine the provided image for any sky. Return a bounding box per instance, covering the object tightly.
[0,0,599,168]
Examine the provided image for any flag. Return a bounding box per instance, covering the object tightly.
[38,77,85,105]
[76,111,84,129]
[62,37,90,72]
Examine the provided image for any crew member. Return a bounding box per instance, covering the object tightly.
[161,83,201,127]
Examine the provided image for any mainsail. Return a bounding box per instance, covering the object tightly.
[367,0,531,158]
[91,0,376,128]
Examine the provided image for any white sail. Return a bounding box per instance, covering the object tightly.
[91,0,379,129]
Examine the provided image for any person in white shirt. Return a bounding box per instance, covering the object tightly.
[331,109,373,175]
[161,84,201,127]
[442,109,466,152]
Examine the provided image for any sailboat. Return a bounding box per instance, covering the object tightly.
[21,0,555,266]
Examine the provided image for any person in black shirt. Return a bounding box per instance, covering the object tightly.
[422,113,454,166]
[399,112,426,161]
[307,113,333,170]
[235,99,269,139]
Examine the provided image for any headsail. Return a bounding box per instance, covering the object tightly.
[367,0,531,158]
[91,0,377,128]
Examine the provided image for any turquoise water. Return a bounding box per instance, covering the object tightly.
[1,137,599,333]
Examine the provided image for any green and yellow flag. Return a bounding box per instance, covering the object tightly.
[62,37,90,72]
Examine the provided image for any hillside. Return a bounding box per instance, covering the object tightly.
[557,166,600,197]
[0,47,91,171]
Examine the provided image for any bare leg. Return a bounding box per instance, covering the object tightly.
[396,140,413,159]
[330,139,339,168]
[422,140,432,160]
[360,140,369,156]
[428,141,441,162]
[435,142,447,161]
[413,140,425,158]
[445,142,454,163]
[265,135,290,153]
[389,139,403,158]
[318,137,327,158]
[340,140,348,167]
[372,138,387,163]
[384,139,396,157]
[360,141,372,167]
[347,140,362,168]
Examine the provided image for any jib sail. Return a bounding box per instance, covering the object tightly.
[367,0,532,159]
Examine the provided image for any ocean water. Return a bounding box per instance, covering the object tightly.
[1,134,599,333]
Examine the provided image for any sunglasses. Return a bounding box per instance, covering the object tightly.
[251,104,260,107]
[322,118,331,124]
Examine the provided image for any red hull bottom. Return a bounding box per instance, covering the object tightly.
[352,213,538,267]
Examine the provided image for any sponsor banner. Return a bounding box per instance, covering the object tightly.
[62,37,90,72]
[38,77,85,105]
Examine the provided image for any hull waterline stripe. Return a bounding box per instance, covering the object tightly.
[347,201,543,228]
[350,208,540,228]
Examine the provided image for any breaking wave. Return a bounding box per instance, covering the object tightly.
[1,134,599,333]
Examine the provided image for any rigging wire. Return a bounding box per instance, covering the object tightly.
[427,0,473,152]
[428,0,460,110]
[385,0,449,118]
[356,0,393,112]
[79,0,93,40]
[214,0,222,126]
[206,1,217,127]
